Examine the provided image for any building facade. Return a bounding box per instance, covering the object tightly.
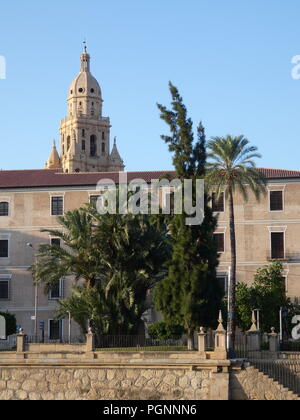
[1,48,300,338]
[214,169,300,303]
[1,169,300,337]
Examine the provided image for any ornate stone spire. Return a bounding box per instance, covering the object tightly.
[45,140,61,170]
[109,137,125,171]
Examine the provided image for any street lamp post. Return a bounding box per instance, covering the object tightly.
[27,243,38,341]
[254,309,261,331]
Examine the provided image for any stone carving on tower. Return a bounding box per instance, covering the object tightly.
[45,140,62,170]
[57,46,125,173]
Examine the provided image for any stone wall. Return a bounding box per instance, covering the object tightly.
[0,365,228,401]
[230,365,300,401]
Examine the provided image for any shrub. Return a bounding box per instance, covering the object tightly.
[147,321,185,340]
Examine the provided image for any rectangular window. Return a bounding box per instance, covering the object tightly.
[82,140,86,151]
[0,202,9,216]
[82,129,85,138]
[49,320,62,340]
[0,240,8,258]
[90,195,100,207]
[214,233,225,253]
[217,276,227,297]
[212,193,224,212]
[281,276,287,293]
[49,280,63,300]
[51,196,64,216]
[51,238,61,247]
[0,279,9,300]
[271,232,284,259]
[270,191,283,211]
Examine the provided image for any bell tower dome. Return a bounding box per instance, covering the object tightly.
[59,45,124,173]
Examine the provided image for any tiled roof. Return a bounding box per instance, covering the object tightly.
[0,169,176,189]
[259,168,300,179]
[0,168,300,189]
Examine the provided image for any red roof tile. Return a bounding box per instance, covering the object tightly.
[0,168,299,189]
[0,169,176,189]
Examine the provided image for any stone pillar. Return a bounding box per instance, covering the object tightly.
[246,311,261,351]
[214,311,227,360]
[268,327,279,354]
[198,327,206,353]
[85,328,95,358]
[16,330,25,358]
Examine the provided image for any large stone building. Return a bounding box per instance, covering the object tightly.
[1,48,300,338]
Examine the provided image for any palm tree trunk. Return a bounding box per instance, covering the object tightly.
[228,188,237,351]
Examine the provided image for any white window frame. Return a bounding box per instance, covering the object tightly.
[269,228,286,260]
[216,274,228,295]
[214,232,225,254]
[48,279,63,301]
[269,190,285,213]
[50,195,64,216]
[0,275,11,300]
[50,237,61,247]
[48,319,63,340]
[0,200,10,217]
[0,234,10,259]
[212,192,225,214]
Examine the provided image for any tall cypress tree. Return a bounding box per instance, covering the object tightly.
[154,83,222,349]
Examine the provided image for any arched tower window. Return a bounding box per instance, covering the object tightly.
[102,143,105,154]
[90,135,97,157]
[67,136,71,151]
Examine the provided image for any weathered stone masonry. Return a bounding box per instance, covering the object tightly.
[0,364,228,401]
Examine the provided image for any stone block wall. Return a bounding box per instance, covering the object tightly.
[0,366,228,401]
[230,365,300,400]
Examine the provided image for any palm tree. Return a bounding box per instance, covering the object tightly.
[33,208,170,337]
[206,135,267,350]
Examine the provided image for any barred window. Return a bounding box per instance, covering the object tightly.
[271,232,284,259]
[0,279,9,300]
[0,202,9,216]
[214,233,225,253]
[270,191,283,211]
[49,320,62,340]
[0,240,8,258]
[49,280,63,300]
[51,197,64,216]
[212,193,224,212]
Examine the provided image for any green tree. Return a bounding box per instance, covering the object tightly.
[33,208,170,336]
[206,135,267,348]
[236,261,292,333]
[147,321,186,341]
[153,83,222,349]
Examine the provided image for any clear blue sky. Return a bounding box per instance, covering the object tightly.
[1,0,300,172]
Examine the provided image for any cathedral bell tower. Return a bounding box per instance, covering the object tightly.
[59,45,124,173]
